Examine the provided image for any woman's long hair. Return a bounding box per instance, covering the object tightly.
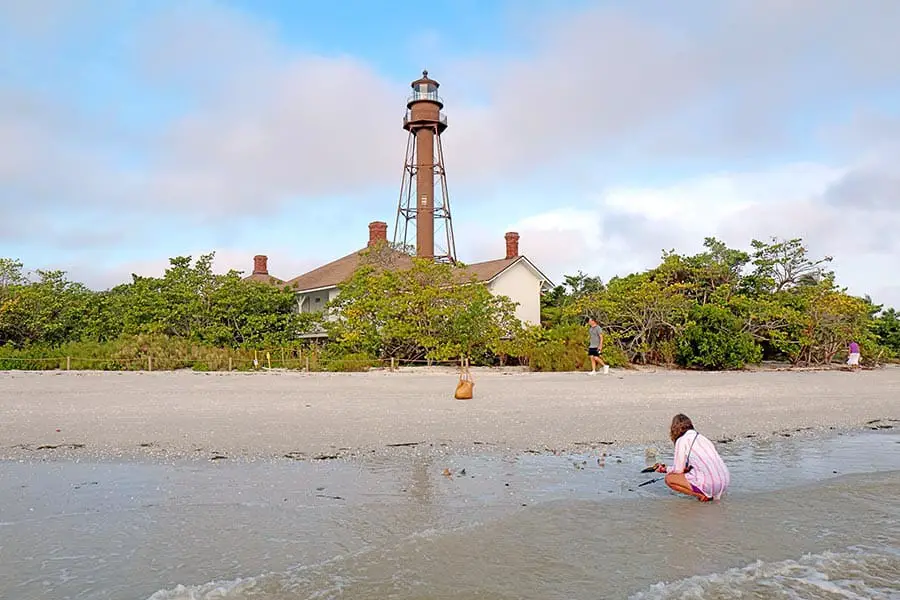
[670,413,694,443]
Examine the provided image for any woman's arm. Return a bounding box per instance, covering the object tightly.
[665,436,688,474]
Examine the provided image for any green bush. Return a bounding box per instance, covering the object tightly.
[496,324,629,372]
[0,343,65,370]
[675,304,762,369]
[322,352,380,372]
[313,345,381,372]
[596,337,630,369]
[0,335,314,372]
[872,308,900,358]
[655,339,678,366]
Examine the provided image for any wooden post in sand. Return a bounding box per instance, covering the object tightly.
[390,357,395,372]
[148,356,153,372]
[228,357,233,371]
[66,356,71,371]
[305,356,310,372]
[266,352,272,370]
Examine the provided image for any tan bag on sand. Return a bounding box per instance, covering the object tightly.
[455,368,474,400]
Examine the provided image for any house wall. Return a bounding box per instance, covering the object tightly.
[297,288,337,314]
[486,261,543,326]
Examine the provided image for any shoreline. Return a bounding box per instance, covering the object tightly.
[4,423,897,468]
[1,367,898,463]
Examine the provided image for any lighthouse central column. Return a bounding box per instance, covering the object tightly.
[415,127,435,259]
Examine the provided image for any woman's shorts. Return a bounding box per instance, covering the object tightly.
[690,483,710,499]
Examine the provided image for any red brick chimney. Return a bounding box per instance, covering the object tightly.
[253,254,268,275]
[368,221,388,247]
[504,232,520,259]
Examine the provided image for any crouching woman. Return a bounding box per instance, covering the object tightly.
[655,414,730,502]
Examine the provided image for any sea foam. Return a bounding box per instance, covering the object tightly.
[630,546,900,600]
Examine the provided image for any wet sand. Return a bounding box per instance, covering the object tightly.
[3,429,899,600]
[1,367,898,462]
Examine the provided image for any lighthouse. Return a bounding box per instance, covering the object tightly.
[393,70,457,263]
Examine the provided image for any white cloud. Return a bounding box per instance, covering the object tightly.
[6,1,899,218]
[446,1,900,179]
[485,158,900,308]
[146,56,404,212]
[604,164,843,222]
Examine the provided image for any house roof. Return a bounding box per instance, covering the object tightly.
[465,256,554,290]
[287,245,552,293]
[461,257,517,283]
[286,246,415,292]
[243,272,285,285]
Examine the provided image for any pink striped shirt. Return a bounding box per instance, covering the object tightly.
[666,430,730,499]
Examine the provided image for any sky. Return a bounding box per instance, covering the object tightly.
[1,0,899,307]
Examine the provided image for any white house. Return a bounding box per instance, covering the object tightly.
[245,221,553,333]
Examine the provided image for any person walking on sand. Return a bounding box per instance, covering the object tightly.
[847,340,861,371]
[587,318,606,375]
[653,414,730,502]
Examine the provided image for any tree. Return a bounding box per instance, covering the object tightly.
[325,252,520,362]
[571,273,692,364]
[725,292,807,361]
[541,271,604,327]
[81,253,306,348]
[652,238,749,305]
[563,271,605,297]
[744,237,833,295]
[794,280,873,365]
[872,308,900,355]
[0,258,27,290]
[676,303,762,369]
[206,273,312,347]
[0,269,93,347]
[0,258,27,345]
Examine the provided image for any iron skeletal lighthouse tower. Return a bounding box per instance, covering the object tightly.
[393,70,457,263]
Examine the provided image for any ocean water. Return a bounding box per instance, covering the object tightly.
[1,429,898,600]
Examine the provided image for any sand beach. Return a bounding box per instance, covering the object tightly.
[2,366,898,462]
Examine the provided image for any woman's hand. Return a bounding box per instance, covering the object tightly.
[655,463,667,473]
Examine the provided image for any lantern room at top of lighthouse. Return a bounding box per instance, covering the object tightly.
[404,69,448,133]
[407,69,443,107]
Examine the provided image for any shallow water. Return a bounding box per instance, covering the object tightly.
[1,430,898,600]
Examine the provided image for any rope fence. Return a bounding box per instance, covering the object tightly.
[0,351,478,373]
[1,351,889,373]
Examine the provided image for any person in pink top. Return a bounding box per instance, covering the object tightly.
[654,414,730,502]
